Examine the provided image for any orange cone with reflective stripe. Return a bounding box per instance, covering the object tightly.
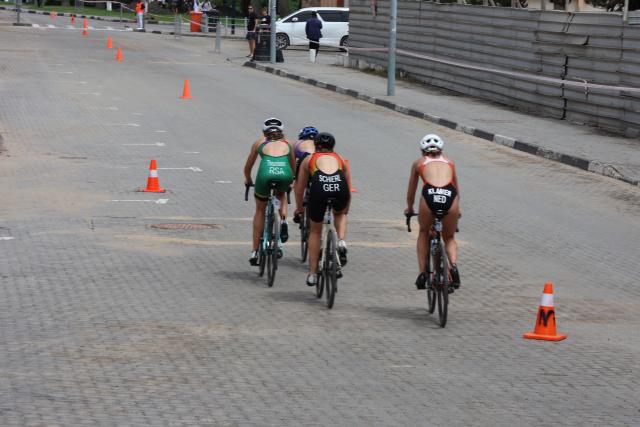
[83,17,87,28]
[82,27,88,36]
[107,36,113,49]
[115,47,123,62]
[71,15,75,24]
[523,282,567,341]
[344,159,358,193]
[180,79,192,99]
[140,159,165,193]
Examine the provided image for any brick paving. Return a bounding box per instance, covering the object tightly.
[1,19,639,426]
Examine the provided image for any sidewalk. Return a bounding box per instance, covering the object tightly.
[242,49,640,186]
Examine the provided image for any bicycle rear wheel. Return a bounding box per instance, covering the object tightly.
[436,244,449,327]
[267,214,279,287]
[325,230,337,309]
[258,239,266,277]
[426,252,436,314]
[300,210,309,263]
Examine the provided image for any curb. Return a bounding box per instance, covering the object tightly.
[243,61,639,187]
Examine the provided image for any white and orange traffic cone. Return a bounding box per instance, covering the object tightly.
[107,36,113,49]
[140,159,165,193]
[115,47,123,62]
[523,282,567,341]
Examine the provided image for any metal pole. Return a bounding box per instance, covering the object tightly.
[269,0,276,63]
[16,0,21,24]
[541,0,546,11]
[387,0,397,96]
[215,18,221,52]
[231,0,236,34]
[623,0,629,23]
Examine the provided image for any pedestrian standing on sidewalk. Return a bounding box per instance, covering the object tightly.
[135,0,145,30]
[245,5,258,58]
[305,11,322,63]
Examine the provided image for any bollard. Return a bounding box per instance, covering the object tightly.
[174,13,181,39]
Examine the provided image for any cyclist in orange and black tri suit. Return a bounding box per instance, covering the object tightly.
[405,134,461,290]
[294,132,351,286]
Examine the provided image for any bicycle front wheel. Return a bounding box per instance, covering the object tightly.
[325,230,337,309]
[267,215,279,288]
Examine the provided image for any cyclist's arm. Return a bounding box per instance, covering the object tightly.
[243,140,260,185]
[450,160,460,197]
[342,156,352,192]
[295,157,310,212]
[405,160,420,214]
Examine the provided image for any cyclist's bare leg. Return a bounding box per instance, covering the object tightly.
[307,220,323,274]
[442,196,460,265]
[417,196,434,273]
[333,210,348,240]
[252,198,267,251]
[277,191,288,220]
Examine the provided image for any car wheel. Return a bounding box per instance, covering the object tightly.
[276,33,290,50]
[340,36,348,52]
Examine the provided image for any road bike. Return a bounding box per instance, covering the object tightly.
[245,182,286,287]
[406,211,453,327]
[316,199,340,309]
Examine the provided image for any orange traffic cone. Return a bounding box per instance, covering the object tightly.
[50,12,55,20]
[107,36,113,49]
[344,159,358,193]
[180,79,192,99]
[115,47,123,62]
[71,15,75,24]
[82,27,88,36]
[140,160,165,193]
[523,282,567,341]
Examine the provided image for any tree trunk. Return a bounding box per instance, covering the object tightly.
[277,0,288,17]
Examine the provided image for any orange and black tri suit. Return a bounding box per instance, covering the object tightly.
[307,152,350,223]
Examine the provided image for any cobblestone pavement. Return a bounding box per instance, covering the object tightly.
[1,22,639,426]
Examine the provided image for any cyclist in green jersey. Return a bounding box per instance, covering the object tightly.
[244,118,296,265]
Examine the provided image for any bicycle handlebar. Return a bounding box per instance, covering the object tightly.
[405,213,418,232]
[244,183,253,201]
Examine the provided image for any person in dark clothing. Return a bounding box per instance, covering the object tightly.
[246,5,258,57]
[305,11,323,62]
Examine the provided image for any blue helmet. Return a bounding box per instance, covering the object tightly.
[298,126,319,140]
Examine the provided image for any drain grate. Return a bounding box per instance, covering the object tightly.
[151,223,220,230]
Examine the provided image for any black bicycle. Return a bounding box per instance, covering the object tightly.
[316,199,340,308]
[406,211,452,327]
[245,182,284,287]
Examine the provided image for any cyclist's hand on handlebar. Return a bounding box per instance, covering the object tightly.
[404,207,415,217]
[244,178,253,187]
[293,207,304,217]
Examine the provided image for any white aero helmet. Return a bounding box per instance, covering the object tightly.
[262,117,284,133]
[419,133,444,153]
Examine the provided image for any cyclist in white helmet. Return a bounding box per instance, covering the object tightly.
[404,133,461,290]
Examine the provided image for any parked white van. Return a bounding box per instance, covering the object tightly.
[275,7,349,50]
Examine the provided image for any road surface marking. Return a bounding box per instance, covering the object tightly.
[122,142,166,147]
[108,198,169,204]
[158,167,202,172]
[0,237,15,241]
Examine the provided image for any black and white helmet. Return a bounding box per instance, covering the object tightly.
[419,134,443,153]
[262,117,283,133]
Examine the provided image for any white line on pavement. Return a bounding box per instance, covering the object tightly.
[71,92,101,95]
[122,143,166,147]
[106,123,139,127]
[184,151,199,154]
[108,198,169,204]
[215,181,232,184]
[33,24,40,28]
[154,130,167,133]
[158,167,202,172]
[0,237,15,241]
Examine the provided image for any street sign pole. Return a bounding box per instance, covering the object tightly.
[269,0,276,63]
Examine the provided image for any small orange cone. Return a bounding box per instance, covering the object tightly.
[71,15,75,24]
[523,282,567,341]
[83,17,87,28]
[107,36,113,49]
[82,27,88,36]
[140,160,165,193]
[115,47,123,62]
[50,12,55,20]
[180,79,192,99]
[344,159,358,193]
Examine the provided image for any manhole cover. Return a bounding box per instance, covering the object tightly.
[151,223,220,230]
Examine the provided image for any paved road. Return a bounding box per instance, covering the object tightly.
[1,18,640,426]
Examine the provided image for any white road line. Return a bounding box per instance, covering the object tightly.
[33,24,40,28]
[158,167,202,172]
[55,71,74,74]
[215,181,232,184]
[106,123,139,127]
[108,198,169,204]
[66,25,74,29]
[184,151,200,154]
[0,237,15,241]
[47,24,55,28]
[71,92,101,95]
[122,143,166,147]
[107,26,114,30]
[154,130,167,133]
